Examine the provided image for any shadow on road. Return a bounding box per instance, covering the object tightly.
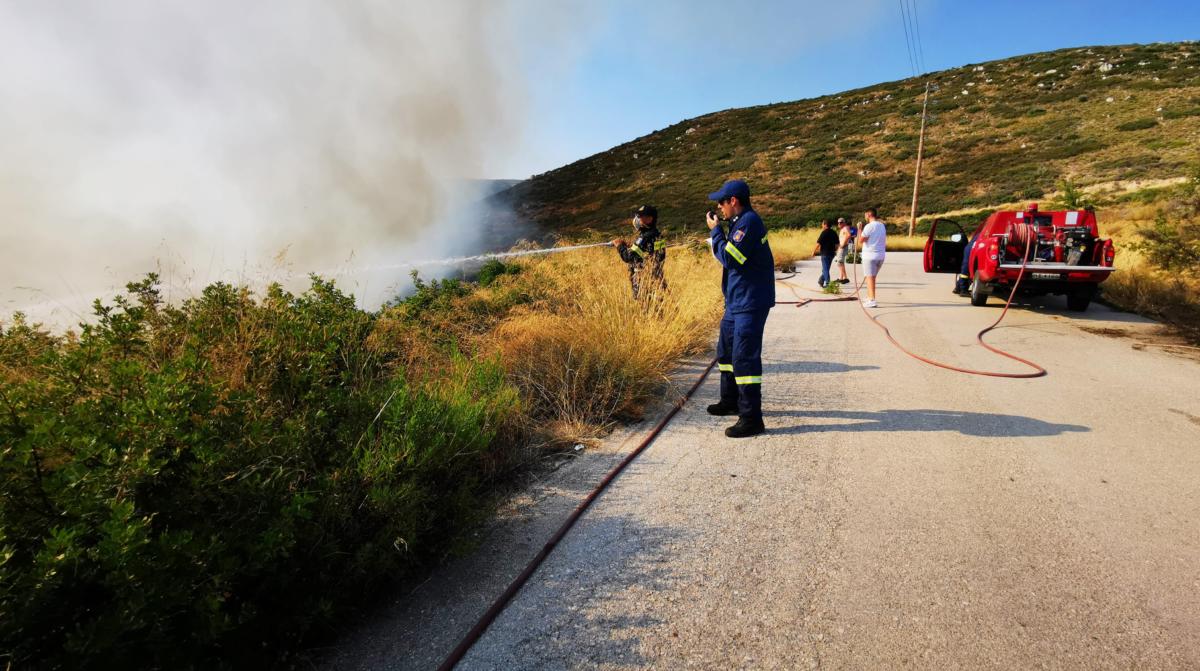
[762,361,880,374]
[762,408,1089,437]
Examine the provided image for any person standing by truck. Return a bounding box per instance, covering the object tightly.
[704,179,774,438]
[857,208,887,308]
[814,219,839,287]
[835,218,852,284]
[612,204,667,301]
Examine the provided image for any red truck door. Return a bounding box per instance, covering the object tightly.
[923,218,968,272]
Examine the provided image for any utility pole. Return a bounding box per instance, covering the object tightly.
[908,81,930,237]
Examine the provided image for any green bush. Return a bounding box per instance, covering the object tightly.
[1130,213,1200,276]
[1056,178,1092,209]
[1116,118,1158,131]
[476,259,521,287]
[0,275,519,667]
[1162,107,1200,119]
[388,270,469,317]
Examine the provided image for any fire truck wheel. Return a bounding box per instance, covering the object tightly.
[1067,286,1094,312]
[970,274,989,306]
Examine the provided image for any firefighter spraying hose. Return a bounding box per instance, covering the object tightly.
[363,211,1047,381]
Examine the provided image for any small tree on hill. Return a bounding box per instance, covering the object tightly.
[1057,178,1091,209]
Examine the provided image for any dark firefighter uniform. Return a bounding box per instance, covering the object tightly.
[708,181,775,430]
[615,205,667,300]
[954,229,980,294]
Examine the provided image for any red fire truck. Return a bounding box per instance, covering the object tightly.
[924,204,1116,311]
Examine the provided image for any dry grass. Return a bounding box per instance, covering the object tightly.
[769,227,928,270]
[489,246,723,440]
[1098,200,1200,341]
[886,235,929,251]
[1102,260,1200,340]
[769,228,819,270]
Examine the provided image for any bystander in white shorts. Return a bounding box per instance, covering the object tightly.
[864,258,884,277]
[834,247,847,263]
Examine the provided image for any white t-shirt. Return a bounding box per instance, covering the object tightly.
[860,220,887,259]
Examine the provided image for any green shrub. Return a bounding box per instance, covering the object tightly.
[389,270,469,316]
[1056,178,1092,209]
[1097,154,1161,171]
[476,259,521,287]
[1116,118,1158,131]
[1162,107,1200,119]
[0,276,519,667]
[1130,213,1200,275]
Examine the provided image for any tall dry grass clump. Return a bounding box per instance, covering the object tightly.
[1102,259,1200,339]
[492,246,722,437]
[768,226,927,271]
[885,235,929,251]
[1099,185,1200,340]
[768,228,819,270]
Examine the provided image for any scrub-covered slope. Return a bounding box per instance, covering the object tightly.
[501,42,1200,237]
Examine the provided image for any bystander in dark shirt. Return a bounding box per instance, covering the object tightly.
[817,227,839,256]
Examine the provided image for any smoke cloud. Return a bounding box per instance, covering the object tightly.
[0,1,532,325]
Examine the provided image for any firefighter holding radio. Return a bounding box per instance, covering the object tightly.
[704,179,775,439]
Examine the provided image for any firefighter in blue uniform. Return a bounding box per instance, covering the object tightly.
[704,180,774,438]
[613,205,668,300]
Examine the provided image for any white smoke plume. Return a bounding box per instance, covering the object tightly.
[0,0,896,328]
[0,1,531,325]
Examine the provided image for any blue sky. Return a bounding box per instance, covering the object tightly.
[496,0,1200,178]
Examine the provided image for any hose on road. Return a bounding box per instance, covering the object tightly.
[438,233,1046,668]
[779,235,1047,378]
[437,358,718,671]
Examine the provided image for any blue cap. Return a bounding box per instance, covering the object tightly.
[708,179,750,202]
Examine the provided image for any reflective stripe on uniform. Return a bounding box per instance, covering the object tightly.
[761,234,769,244]
[724,241,747,264]
[654,240,667,251]
[735,375,762,385]
[630,244,647,258]
[717,363,734,372]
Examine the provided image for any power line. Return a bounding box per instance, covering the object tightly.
[903,0,923,75]
[898,0,917,78]
[909,0,927,74]
[902,0,916,76]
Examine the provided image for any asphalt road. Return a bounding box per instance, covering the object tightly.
[327,252,1200,670]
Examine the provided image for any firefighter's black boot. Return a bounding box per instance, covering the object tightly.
[707,401,739,416]
[725,416,765,438]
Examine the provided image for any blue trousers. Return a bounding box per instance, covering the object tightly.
[955,232,979,292]
[819,253,834,286]
[716,309,770,421]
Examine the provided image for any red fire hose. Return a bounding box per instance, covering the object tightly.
[772,232,1046,379]
[437,358,718,671]
[437,233,1047,668]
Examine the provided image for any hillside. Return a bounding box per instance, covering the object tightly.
[498,42,1200,238]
